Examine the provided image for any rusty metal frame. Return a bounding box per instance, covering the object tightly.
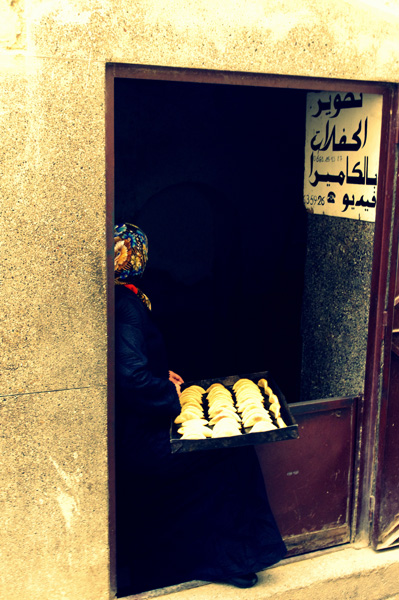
[105,63,396,595]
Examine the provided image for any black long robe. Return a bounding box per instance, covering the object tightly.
[115,285,286,595]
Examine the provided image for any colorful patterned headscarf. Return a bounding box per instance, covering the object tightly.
[114,223,151,309]
[114,223,148,281]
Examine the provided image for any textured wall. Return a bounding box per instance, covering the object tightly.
[0,1,398,599]
[300,215,375,401]
[0,52,110,600]
[1,389,109,599]
[4,0,397,81]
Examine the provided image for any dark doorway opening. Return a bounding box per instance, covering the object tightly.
[114,78,308,403]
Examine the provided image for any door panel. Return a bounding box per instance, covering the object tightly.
[257,397,358,555]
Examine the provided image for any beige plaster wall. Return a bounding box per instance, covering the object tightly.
[0,51,110,600]
[4,0,398,80]
[0,1,398,599]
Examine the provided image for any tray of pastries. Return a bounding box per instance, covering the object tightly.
[170,371,298,453]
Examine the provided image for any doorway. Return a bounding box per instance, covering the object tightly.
[114,77,307,402]
[106,64,396,597]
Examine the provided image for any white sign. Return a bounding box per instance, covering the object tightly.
[303,92,383,222]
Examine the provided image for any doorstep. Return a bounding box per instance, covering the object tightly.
[122,544,399,600]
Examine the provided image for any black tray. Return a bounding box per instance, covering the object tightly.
[170,371,299,453]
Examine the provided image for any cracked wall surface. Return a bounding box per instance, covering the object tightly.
[0,1,398,600]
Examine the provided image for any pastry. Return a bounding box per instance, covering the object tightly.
[250,421,277,433]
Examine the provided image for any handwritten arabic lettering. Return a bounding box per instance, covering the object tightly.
[304,91,382,222]
[309,153,377,188]
[342,194,376,212]
[310,118,368,152]
[311,93,363,119]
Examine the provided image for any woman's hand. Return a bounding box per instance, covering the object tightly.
[169,371,184,398]
[169,370,184,385]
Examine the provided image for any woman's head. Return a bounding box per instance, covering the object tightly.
[114,223,149,283]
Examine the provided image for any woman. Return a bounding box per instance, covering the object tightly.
[114,223,287,595]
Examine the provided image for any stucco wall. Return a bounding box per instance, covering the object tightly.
[0,52,110,600]
[1,1,398,599]
[300,216,375,400]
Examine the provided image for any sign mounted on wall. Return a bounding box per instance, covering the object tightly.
[303,92,383,222]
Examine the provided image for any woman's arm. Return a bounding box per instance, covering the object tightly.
[115,296,181,418]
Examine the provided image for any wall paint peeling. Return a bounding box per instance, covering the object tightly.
[50,457,81,530]
[56,488,80,531]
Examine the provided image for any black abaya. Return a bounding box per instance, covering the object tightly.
[115,285,286,594]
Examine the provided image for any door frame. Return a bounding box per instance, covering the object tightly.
[105,63,397,593]
[370,88,399,549]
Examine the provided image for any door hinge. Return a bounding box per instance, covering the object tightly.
[382,311,388,339]
[395,118,399,145]
[370,495,376,520]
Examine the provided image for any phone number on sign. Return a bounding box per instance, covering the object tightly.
[303,194,325,207]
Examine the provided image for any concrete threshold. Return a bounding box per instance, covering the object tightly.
[123,545,399,600]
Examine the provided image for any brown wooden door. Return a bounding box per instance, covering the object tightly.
[371,87,399,550]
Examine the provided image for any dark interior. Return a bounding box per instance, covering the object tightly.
[114,77,308,402]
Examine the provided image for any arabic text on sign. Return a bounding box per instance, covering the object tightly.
[311,92,363,119]
[309,154,377,188]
